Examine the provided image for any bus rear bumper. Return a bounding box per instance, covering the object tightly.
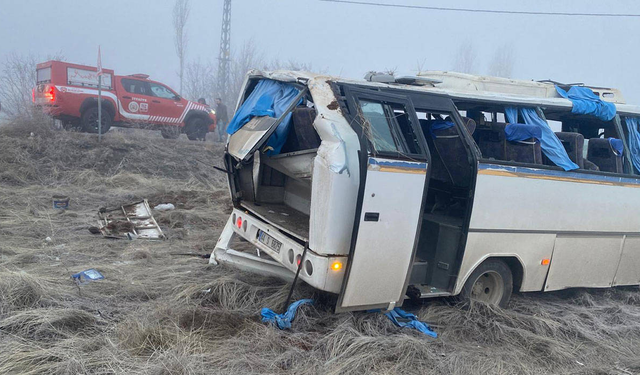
[210,209,346,294]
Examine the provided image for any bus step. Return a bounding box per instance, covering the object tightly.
[415,284,451,298]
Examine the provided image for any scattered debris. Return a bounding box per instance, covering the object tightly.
[44,236,52,243]
[384,308,437,338]
[52,195,70,209]
[261,299,313,330]
[153,203,175,211]
[97,200,165,240]
[88,226,101,235]
[71,269,105,284]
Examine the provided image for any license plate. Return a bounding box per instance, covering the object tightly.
[258,230,282,253]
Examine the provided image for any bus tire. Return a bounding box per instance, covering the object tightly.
[185,117,207,141]
[161,126,181,139]
[460,259,513,308]
[81,106,112,134]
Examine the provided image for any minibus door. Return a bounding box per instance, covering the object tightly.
[337,88,429,312]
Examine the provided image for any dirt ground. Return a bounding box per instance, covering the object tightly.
[1,119,639,375]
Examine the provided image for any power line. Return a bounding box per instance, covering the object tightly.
[319,0,640,18]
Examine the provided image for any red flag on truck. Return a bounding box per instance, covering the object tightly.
[97,46,103,76]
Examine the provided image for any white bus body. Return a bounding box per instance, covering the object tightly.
[211,70,640,312]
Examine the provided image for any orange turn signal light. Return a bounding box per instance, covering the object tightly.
[331,261,343,271]
[541,258,550,266]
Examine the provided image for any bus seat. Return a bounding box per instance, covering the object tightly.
[587,138,623,173]
[506,139,543,164]
[427,120,472,187]
[477,122,542,164]
[583,159,600,171]
[553,132,585,169]
[503,123,543,164]
[421,119,454,184]
[281,107,320,152]
[460,116,477,135]
[476,126,506,160]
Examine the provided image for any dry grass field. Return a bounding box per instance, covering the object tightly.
[1,119,639,374]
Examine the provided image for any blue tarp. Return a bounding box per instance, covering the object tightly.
[261,299,313,330]
[609,138,623,156]
[226,79,301,155]
[384,308,437,338]
[505,107,579,171]
[624,118,640,172]
[555,85,616,121]
[504,123,542,142]
[426,120,454,138]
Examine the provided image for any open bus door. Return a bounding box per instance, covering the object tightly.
[336,88,430,312]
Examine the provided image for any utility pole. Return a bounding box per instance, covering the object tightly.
[217,0,231,102]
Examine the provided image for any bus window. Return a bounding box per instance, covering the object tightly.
[358,100,423,157]
[359,100,399,153]
[544,110,626,174]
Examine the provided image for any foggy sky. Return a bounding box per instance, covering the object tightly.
[2,0,639,102]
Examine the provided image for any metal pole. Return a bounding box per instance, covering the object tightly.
[98,75,102,141]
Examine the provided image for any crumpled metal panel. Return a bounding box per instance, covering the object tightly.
[98,200,165,240]
[228,116,278,161]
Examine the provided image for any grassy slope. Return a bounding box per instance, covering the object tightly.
[0,120,639,375]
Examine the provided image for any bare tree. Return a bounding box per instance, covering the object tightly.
[184,59,216,104]
[226,39,265,108]
[265,59,315,72]
[222,39,320,108]
[452,41,477,74]
[173,0,190,95]
[488,44,515,78]
[0,53,64,121]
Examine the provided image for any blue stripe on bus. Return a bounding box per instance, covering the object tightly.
[479,163,640,186]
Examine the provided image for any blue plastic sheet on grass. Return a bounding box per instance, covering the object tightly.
[384,308,437,338]
[555,85,616,121]
[226,79,301,155]
[71,269,104,284]
[504,123,542,142]
[608,138,623,156]
[261,299,313,330]
[624,117,640,171]
[505,107,579,171]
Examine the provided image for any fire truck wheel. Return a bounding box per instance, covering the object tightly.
[81,107,112,134]
[185,117,207,141]
[160,126,181,139]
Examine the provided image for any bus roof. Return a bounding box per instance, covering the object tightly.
[246,69,640,117]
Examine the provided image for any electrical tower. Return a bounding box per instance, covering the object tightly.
[217,0,231,102]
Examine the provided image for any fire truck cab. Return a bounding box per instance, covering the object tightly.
[34,60,216,139]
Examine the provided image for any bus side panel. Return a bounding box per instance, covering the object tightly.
[455,163,640,294]
[469,166,640,233]
[545,235,623,291]
[613,236,640,286]
[458,232,555,293]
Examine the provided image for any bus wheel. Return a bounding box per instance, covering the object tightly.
[161,126,181,139]
[81,107,112,134]
[460,259,513,308]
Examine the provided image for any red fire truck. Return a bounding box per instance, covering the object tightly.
[33,61,216,140]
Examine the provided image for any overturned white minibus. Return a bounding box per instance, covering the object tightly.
[211,70,640,312]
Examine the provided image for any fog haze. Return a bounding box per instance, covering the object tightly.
[2,0,639,101]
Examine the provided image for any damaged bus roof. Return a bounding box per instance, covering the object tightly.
[245,69,640,116]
